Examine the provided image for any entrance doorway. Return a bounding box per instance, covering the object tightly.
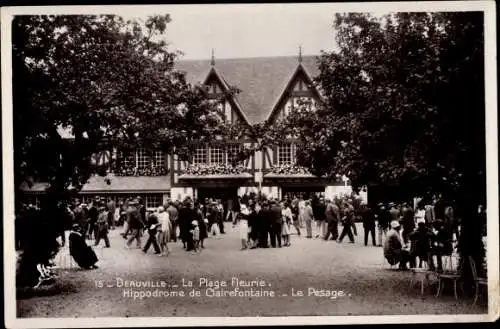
[197,187,238,221]
[281,187,325,201]
[197,187,238,204]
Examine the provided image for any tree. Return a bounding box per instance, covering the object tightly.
[13,14,222,286]
[286,12,486,278]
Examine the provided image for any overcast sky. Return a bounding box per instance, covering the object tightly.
[121,4,338,60]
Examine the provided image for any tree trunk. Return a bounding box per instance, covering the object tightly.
[456,192,486,287]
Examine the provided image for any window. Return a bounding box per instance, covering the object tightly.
[210,147,225,165]
[285,97,315,117]
[284,99,291,117]
[193,147,208,165]
[192,145,245,165]
[192,144,248,166]
[145,194,163,208]
[81,195,93,205]
[123,151,135,168]
[277,143,295,165]
[227,144,242,164]
[154,150,165,168]
[25,196,41,209]
[137,149,150,170]
[224,103,232,122]
[121,148,166,169]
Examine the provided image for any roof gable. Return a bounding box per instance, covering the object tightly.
[266,62,322,123]
[202,67,251,125]
[175,55,319,124]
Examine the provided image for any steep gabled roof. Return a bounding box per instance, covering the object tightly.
[175,55,320,124]
[266,62,323,123]
[202,66,251,125]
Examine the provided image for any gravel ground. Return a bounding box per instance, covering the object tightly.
[16,223,487,317]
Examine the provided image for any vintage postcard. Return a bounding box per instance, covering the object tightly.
[2,1,498,327]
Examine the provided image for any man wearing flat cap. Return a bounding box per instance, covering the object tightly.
[126,199,145,248]
[95,204,110,247]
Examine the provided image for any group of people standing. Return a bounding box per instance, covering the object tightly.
[227,194,363,250]
[120,197,230,254]
[377,197,473,271]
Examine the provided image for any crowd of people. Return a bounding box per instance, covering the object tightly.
[15,192,487,288]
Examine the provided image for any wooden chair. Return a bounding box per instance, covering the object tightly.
[435,255,462,299]
[409,260,434,295]
[469,256,487,305]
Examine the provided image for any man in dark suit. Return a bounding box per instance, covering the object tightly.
[269,199,283,248]
[126,199,145,248]
[401,202,415,243]
[361,204,376,246]
[313,197,327,238]
[324,200,339,240]
[178,198,196,251]
[86,200,99,240]
[258,200,271,248]
[143,209,161,254]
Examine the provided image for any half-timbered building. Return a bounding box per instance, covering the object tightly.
[21,54,363,208]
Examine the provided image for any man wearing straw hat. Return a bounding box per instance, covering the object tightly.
[383,220,413,270]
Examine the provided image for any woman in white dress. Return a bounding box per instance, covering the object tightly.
[234,203,250,250]
[281,202,292,247]
[298,196,306,228]
[414,202,426,225]
[157,206,171,256]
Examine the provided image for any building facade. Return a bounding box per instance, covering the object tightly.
[21,55,366,208]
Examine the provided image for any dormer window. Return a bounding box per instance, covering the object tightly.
[284,97,315,117]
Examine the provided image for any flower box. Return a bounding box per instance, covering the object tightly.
[113,165,167,177]
[181,163,250,176]
[265,164,313,176]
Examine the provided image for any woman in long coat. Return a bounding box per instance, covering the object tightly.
[178,199,194,250]
[69,224,98,269]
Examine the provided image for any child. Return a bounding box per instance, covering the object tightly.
[409,222,432,268]
[191,220,200,253]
